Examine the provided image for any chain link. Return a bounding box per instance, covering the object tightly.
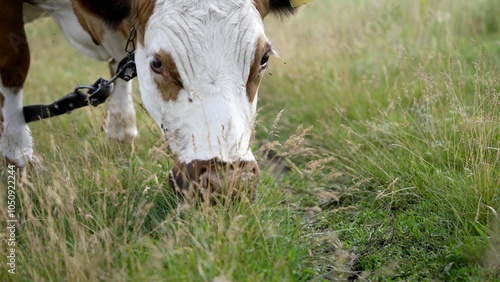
[125,26,137,55]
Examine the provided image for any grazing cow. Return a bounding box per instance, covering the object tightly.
[0,0,311,198]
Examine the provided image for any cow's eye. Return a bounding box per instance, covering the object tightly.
[150,57,163,74]
[260,52,270,69]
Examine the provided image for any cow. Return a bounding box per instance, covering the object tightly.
[0,0,311,199]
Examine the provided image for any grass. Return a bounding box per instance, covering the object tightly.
[1,0,500,280]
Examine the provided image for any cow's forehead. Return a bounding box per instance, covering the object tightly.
[145,0,265,51]
[155,0,258,14]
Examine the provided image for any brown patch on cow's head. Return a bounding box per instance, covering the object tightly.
[247,36,272,103]
[151,50,184,102]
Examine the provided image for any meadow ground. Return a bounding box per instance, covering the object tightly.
[1,0,500,281]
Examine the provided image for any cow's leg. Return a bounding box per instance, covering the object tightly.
[104,59,138,141]
[0,1,35,166]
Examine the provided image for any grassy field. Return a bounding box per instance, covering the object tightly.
[1,0,500,280]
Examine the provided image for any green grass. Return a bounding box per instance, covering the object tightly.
[1,0,500,280]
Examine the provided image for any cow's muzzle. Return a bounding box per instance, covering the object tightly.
[169,159,260,203]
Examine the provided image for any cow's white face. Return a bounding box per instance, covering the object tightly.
[135,0,277,195]
[137,0,266,164]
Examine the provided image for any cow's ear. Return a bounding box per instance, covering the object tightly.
[256,0,313,18]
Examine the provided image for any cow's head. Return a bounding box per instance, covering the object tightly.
[105,0,308,199]
[130,0,311,199]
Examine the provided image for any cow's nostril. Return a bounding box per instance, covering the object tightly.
[199,166,208,176]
